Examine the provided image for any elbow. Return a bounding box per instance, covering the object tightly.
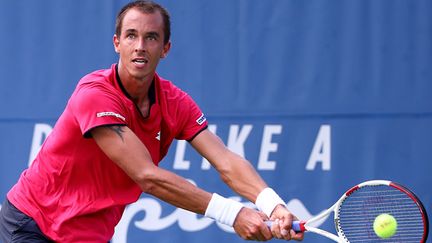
[217,159,236,185]
[220,172,233,186]
[134,167,159,194]
[216,153,250,186]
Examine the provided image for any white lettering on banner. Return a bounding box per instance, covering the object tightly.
[173,124,256,170]
[173,140,190,170]
[227,124,253,157]
[258,125,282,170]
[112,187,328,243]
[28,123,332,171]
[28,123,53,166]
[172,124,281,171]
[306,124,332,171]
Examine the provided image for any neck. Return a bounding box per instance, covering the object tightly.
[116,64,156,117]
[117,63,154,103]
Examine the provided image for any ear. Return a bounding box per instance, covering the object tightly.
[113,34,120,53]
[160,41,171,58]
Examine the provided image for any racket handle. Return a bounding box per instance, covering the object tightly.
[264,220,305,232]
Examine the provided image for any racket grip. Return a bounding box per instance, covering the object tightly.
[264,220,305,232]
[292,221,304,232]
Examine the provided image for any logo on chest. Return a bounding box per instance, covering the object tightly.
[156,131,161,141]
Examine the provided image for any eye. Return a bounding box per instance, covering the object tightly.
[146,33,158,41]
[126,33,136,39]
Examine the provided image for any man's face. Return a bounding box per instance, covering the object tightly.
[114,8,170,81]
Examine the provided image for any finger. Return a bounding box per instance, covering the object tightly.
[252,229,267,241]
[290,229,305,241]
[254,230,266,242]
[257,211,269,221]
[271,219,283,239]
[259,220,273,241]
[279,218,292,240]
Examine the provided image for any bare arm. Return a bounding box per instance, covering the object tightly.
[91,125,211,214]
[190,129,304,241]
[189,129,267,203]
[92,125,276,241]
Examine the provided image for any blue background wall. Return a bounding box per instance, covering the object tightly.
[0,0,431,242]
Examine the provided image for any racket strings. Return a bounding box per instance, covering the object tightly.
[337,185,425,242]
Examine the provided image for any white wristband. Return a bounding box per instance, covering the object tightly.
[255,188,286,217]
[204,193,244,226]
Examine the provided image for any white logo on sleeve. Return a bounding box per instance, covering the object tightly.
[156,131,161,141]
[196,113,206,125]
[97,112,126,121]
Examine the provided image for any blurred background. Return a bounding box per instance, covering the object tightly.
[0,0,431,242]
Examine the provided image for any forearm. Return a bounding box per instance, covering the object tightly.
[190,130,286,217]
[218,154,287,218]
[137,166,211,214]
[217,151,267,202]
[137,164,244,227]
[189,130,268,202]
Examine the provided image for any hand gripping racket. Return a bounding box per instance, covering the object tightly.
[266,180,429,242]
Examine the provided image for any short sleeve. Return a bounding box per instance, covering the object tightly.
[175,94,208,141]
[69,83,128,137]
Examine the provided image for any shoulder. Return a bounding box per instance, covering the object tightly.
[69,65,123,109]
[155,74,207,134]
[158,75,189,101]
[78,66,116,89]
[156,75,200,115]
[73,66,118,97]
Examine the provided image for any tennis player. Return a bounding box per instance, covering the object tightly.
[0,1,303,242]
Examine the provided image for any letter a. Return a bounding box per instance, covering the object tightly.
[306,125,331,171]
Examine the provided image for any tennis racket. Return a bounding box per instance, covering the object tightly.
[266,180,429,242]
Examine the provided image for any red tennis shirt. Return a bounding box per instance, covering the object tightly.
[7,64,208,242]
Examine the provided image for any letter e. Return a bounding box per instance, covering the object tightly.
[258,125,282,170]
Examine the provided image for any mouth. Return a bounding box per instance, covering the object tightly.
[132,57,148,65]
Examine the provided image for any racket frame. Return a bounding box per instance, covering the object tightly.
[295,180,429,243]
[333,180,391,242]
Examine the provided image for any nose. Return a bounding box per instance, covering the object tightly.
[135,38,146,53]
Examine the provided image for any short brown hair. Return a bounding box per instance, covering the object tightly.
[115,0,171,44]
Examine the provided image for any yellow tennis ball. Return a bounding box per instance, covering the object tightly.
[373,213,397,239]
